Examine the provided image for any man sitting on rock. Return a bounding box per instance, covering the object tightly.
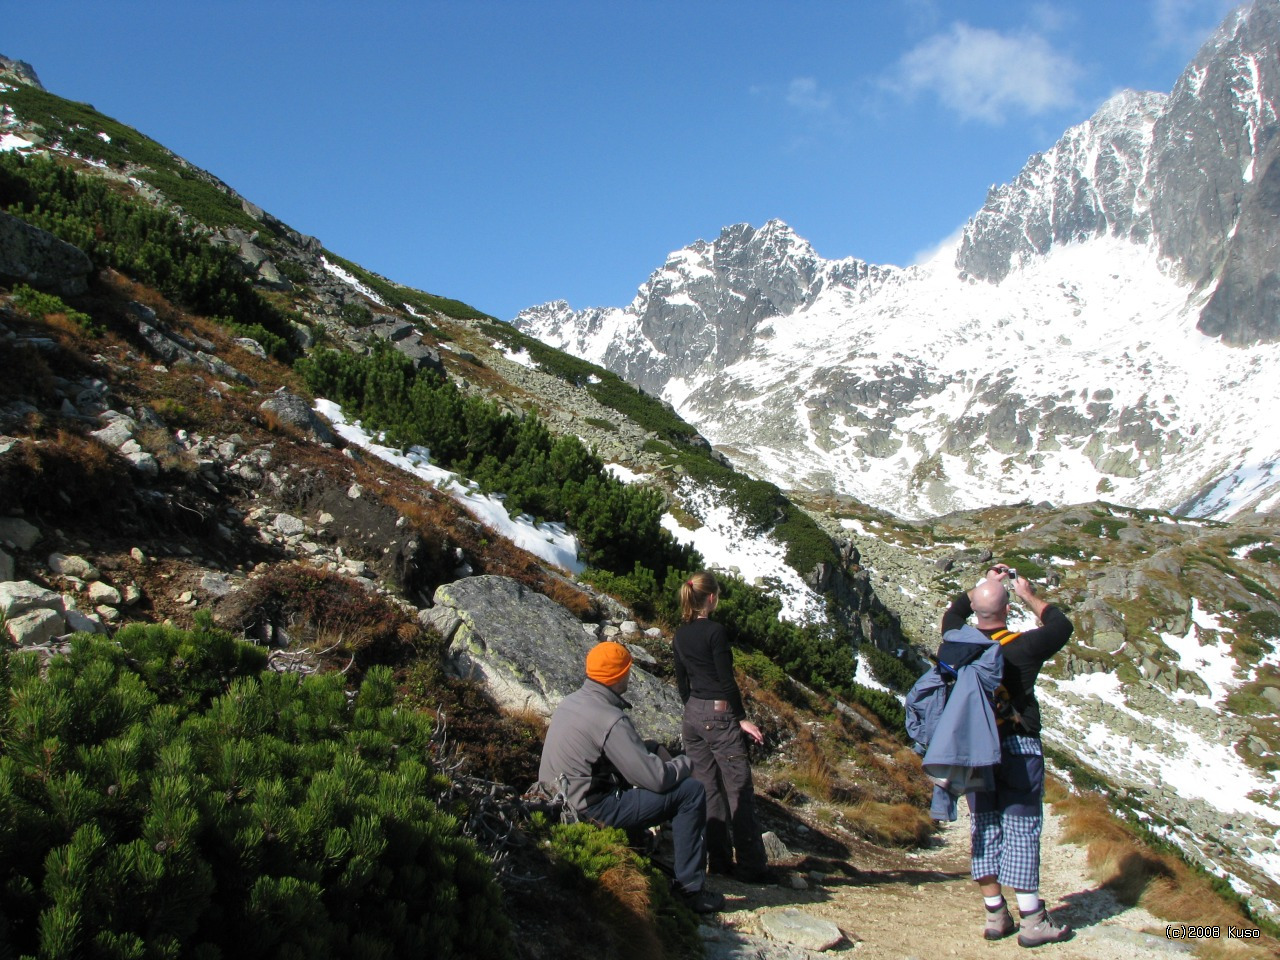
[538,640,724,914]
[941,566,1074,948]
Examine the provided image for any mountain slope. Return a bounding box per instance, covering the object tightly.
[2,36,1278,945]
[515,0,1280,522]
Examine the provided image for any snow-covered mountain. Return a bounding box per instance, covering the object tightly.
[515,0,1280,521]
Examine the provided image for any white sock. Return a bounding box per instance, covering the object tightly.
[1016,892,1042,913]
[984,895,1005,910]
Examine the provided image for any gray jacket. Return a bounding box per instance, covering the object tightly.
[539,680,692,814]
[905,625,1005,820]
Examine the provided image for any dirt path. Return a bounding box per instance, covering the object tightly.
[707,805,1181,960]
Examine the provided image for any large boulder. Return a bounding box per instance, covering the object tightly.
[259,390,337,445]
[426,575,682,744]
[0,210,93,297]
[0,580,64,618]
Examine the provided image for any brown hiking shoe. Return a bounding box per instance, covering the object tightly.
[984,901,1015,940]
[1017,904,1072,947]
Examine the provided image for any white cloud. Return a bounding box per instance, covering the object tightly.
[786,76,834,115]
[911,225,965,267]
[891,22,1081,124]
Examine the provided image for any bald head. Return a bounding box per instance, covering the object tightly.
[971,578,1012,627]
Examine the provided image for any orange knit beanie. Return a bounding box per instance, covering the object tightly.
[585,641,633,686]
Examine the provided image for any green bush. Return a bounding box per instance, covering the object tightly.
[847,683,906,731]
[322,251,490,322]
[0,153,296,355]
[733,648,790,695]
[859,644,918,693]
[296,345,697,580]
[224,319,289,360]
[10,283,102,336]
[1081,516,1128,539]
[533,819,700,956]
[0,81,271,236]
[275,260,310,285]
[0,625,510,960]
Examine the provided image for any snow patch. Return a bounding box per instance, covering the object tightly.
[314,399,582,572]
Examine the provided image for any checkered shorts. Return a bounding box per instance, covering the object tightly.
[967,736,1044,890]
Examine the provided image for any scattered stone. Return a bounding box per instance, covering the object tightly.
[5,607,65,646]
[700,926,821,960]
[273,513,306,537]
[0,517,41,551]
[87,581,123,606]
[0,580,63,618]
[258,390,337,445]
[49,552,99,580]
[198,572,235,598]
[762,831,793,863]
[64,606,105,634]
[758,908,844,952]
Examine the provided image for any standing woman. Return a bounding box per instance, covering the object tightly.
[673,572,773,883]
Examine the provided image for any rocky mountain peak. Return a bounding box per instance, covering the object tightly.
[515,1,1280,524]
[0,56,44,91]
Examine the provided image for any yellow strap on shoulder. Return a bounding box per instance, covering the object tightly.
[991,629,1021,645]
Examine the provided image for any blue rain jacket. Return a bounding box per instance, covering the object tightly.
[904,625,1005,820]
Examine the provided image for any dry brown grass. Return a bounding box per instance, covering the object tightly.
[837,799,935,847]
[1051,791,1278,957]
[595,863,663,960]
[782,732,837,802]
[501,702,550,736]
[0,428,134,518]
[543,576,598,620]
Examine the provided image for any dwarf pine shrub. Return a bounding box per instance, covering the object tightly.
[0,623,510,959]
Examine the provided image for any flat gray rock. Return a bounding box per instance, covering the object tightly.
[758,908,845,952]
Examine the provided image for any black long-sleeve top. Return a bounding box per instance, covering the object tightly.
[941,592,1073,737]
[672,619,745,720]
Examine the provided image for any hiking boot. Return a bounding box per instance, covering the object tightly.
[680,887,726,914]
[1017,904,1072,947]
[984,901,1015,940]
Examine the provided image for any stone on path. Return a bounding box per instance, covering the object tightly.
[758,908,845,952]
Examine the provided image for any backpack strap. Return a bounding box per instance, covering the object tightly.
[988,630,1023,729]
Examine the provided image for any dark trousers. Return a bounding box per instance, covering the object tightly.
[584,776,707,893]
[682,697,767,874]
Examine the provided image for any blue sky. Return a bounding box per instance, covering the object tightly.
[8,0,1237,320]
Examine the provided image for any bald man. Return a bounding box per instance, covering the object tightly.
[940,566,1073,947]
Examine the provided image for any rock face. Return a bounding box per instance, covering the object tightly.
[425,575,683,744]
[0,211,94,297]
[515,0,1280,521]
[516,221,896,397]
[958,0,1280,347]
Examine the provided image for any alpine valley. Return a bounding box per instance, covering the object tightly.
[0,0,1278,953]
[514,0,1280,921]
[514,1,1280,523]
